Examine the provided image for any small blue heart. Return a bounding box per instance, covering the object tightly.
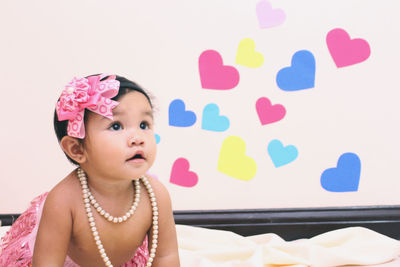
[155,134,161,144]
[168,99,197,127]
[201,103,230,132]
[268,139,298,167]
[321,153,361,192]
[276,50,315,91]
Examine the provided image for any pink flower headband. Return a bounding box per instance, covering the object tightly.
[56,74,120,138]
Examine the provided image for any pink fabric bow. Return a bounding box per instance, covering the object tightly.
[56,74,120,138]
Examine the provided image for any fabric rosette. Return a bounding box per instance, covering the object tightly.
[56,74,120,138]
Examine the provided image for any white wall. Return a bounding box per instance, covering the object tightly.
[0,0,399,213]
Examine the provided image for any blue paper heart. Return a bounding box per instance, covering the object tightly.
[201,103,230,132]
[168,99,197,127]
[155,134,161,144]
[321,153,361,192]
[268,139,298,167]
[276,50,315,91]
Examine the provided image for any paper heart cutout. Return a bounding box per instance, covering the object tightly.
[236,38,264,68]
[268,139,298,167]
[154,134,160,144]
[276,50,316,91]
[218,136,257,181]
[256,0,286,28]
[202,103,230,132]
[168,99,197,127]
[326,28,371,68]
[199,50,240,90]
[321,153,361,192]
[170,158,198,187]
[256,97,286,125]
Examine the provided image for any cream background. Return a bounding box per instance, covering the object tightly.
[0,0,399,213]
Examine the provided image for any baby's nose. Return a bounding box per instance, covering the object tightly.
[128,135,144,146]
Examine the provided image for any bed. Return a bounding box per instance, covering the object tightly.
[1,205,400,266]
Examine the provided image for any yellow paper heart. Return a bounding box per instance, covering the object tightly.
[218,136,257,181]
[235,38,264,68]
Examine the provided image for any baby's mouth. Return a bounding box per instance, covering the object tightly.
[127,152,145,161]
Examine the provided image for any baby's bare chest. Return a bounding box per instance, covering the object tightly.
[68,198,153,266]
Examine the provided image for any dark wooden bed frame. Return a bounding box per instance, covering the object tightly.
[2,205,400,240]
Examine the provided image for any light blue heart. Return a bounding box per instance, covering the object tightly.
[268,139,298,167]
[168,99,197,127]
[155,134,161,144]
[321,153,361,192]
[276,50,315,91]
[201,103,230,132]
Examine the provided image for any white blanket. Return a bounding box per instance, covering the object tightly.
[177,225,400,267]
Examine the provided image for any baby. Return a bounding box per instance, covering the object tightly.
[0,74,180,267]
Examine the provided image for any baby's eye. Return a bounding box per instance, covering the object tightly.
[109,122,123,131]
[140,121,150,130]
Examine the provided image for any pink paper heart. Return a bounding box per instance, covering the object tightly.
[326,28,371,68]
[256,97,286,125]
[199,50,240,90]
[256,0,286,29]
[170,158,198,187]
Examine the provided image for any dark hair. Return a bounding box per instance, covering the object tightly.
[53,75,153,165]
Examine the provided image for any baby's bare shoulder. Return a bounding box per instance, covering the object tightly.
[45,170,81,212]
[145,175,172,203]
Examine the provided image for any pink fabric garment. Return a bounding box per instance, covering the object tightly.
[0,193,149,266]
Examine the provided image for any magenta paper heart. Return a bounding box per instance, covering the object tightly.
[170,158,198,187]
[326,28,371,68]
[199,50,240,90]
[256,0,286,29]
[256,97,286,125]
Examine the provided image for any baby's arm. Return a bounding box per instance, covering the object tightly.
[32,185,73,266]
[147,177,180,267]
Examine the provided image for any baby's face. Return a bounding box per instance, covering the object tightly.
[82,90,156,181]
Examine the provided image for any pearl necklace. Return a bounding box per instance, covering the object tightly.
[77,168,158,267]
[87,179,140,223]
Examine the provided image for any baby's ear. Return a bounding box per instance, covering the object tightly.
[60,136,86,164]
